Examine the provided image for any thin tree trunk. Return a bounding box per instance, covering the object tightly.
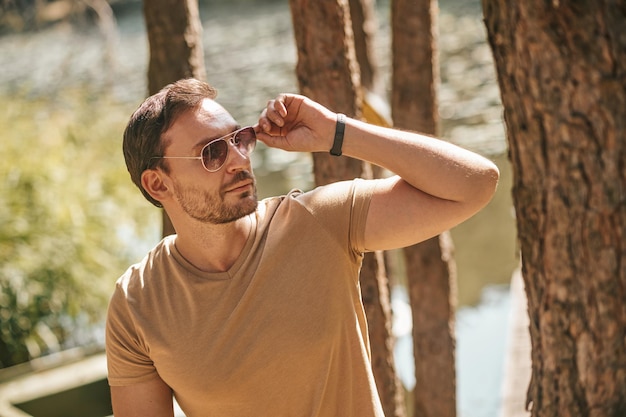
[289,0,363,184]
[349,0,380,93]
[405,234,457,417]
[482,1,626,416]
[391,1,457,416]
[143,0,206,237]
[360,249,407,417]
[392,0,438,134]
[289,1,405,416]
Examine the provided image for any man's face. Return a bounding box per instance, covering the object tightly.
[161,99,258,224]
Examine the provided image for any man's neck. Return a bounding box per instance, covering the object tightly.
[173,214,252,273]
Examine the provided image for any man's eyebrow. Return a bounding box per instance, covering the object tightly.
[191,125,242,153]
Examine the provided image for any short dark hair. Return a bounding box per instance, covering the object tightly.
[122,78,218,207]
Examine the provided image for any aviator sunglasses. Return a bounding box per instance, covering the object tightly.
[152,126,257,172]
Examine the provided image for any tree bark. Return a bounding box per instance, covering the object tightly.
[289,1,405,416]
[360,249,407,417]
[391,1,457,416]
[144,0,205,95]
[143,0,206,237]
[482,1,626,416]
[405,234,457,417]
[392,0,438,135]
[348,0,380,93]
[289,0,363,185]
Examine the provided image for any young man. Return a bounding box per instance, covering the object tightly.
[106,78,499,416]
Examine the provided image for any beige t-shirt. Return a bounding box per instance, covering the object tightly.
[106,179,384,417]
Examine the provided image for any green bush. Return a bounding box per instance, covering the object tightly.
[0,89,159,368]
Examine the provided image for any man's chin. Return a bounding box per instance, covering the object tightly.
[241,196,259,217]
[216,197,258,225]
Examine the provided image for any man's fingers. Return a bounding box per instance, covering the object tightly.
[262,98,287,128]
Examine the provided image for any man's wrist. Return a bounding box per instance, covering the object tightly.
[330,113,346,156]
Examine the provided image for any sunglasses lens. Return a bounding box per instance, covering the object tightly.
[201,127,257,172]
[233,127,257,154]
[202,140,228,172]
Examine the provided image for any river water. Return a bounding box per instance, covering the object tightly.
[1,0,519,416]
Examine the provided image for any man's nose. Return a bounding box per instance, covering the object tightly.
[224,140,252,172]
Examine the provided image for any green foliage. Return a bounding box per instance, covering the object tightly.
[0,89,159,368]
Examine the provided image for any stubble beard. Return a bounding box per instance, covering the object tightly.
[175,171,258,224]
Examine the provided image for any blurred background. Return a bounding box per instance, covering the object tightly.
[0,0,519,416]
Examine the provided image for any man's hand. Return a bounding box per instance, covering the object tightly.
[255,94,336,153]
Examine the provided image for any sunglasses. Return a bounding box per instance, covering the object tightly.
[152,126,257,172]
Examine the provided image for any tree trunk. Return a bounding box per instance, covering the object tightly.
[405,235,457,417]
[391,0,438,135]
[391,1,457,416]
[289,1,405,416]
[348,0,380,93]
[482,2,626,416]
[289,0,363,185]
[360,249,407,417]
[143,0,206,237]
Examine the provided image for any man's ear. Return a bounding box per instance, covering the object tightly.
[141,169,171,204]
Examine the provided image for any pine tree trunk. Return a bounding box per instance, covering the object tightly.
[144,0,205,95]
[348,0,380,93]
[289,1,406,416]
[482,2,626,416]
[391,0,438,135]
[391,1,457,416]
[143,0,206,237]
[405,235,457,417]
[360,250,407,417]
[289,0,364,185]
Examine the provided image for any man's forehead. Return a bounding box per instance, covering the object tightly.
[162,99,235,148]
[195,99,236,131]
[198,97,229,117]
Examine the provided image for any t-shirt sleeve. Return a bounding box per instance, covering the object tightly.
[350,178,376,253]
[296,178,377,256]
[105,279,160,386]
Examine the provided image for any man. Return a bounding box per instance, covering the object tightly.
[106,78,499,416]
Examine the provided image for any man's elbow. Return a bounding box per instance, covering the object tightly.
[473,162,500,208]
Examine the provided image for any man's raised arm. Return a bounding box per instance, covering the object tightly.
[256,94,500,250]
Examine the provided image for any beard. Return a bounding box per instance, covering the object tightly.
[173,170,258,224]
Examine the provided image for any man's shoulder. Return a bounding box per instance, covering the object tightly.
[259,178,374,206]
[256,179,376,228]
[115,235,176,294]
[287,178,376,209]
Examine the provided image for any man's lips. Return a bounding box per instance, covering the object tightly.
[224,180,254,193]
